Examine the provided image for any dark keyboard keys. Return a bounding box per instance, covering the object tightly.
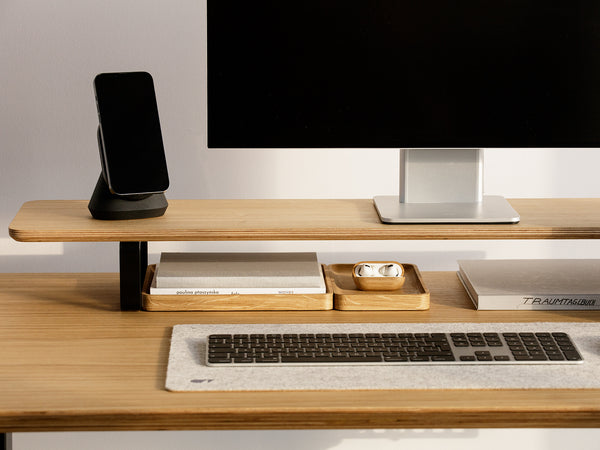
[207,331,583,366]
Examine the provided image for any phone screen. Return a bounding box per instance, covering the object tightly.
[94,72,169,195]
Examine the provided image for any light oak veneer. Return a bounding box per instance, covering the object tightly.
[9,198,600,242]
[0,272,598,431]
[4,198,600,431]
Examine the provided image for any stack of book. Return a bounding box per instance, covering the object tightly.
[150,252,326,296]
[457,259,600,310]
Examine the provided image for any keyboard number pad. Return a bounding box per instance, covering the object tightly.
[450,332,582,363]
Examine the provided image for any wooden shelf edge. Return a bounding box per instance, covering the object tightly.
[9,198,600,242]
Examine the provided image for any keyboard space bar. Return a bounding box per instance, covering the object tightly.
[280,355,383,363]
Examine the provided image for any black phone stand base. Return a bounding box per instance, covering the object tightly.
[88,174,168,220]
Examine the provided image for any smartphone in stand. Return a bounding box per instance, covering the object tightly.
[94,71,169,195]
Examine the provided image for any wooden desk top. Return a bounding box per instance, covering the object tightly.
[0,272,598,432]
[9,198,600,242]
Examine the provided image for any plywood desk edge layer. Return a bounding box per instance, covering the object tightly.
[0,272,599,431]
[2,388,599,431]
[9,198,600,242]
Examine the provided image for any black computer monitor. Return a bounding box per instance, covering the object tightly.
[206,1,600,223]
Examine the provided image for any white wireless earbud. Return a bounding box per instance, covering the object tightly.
[379,264,400,277]
[356,263,375,277]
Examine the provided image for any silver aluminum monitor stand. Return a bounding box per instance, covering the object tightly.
[374,149,520,224]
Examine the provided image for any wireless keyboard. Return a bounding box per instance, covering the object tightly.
[206,330,583,366]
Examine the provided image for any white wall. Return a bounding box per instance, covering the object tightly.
[2,1,600,448]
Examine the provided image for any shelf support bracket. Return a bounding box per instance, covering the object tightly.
[119,241,148,311]
[1,433,11,450]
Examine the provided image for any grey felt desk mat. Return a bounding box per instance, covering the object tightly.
[166,322,600,392]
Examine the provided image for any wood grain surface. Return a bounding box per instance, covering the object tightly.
[1,272,598,431]
[9,198,600,242]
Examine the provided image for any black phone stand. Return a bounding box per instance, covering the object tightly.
[88,174,168,220]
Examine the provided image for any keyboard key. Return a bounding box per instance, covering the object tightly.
[563,351,582,361]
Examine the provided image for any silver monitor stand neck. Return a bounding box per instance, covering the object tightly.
[374,149,520,224]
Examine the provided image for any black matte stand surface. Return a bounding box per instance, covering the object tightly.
[119,241,148,310]
[88,174,168,220]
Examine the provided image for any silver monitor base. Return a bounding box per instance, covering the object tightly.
[374,195,520,224]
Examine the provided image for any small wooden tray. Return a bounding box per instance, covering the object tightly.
[142,265,334,311]
[326,264,430,310]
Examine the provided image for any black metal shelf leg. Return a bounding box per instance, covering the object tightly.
[119,241,148,311]
[2,433,11,450]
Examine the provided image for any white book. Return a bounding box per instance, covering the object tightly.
[149,265,325,295]
[153,252,326,293]
[457,259,600,310]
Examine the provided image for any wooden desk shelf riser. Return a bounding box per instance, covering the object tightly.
[9,198,600,310]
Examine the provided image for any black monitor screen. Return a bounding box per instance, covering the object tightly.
[207,1,600,149]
